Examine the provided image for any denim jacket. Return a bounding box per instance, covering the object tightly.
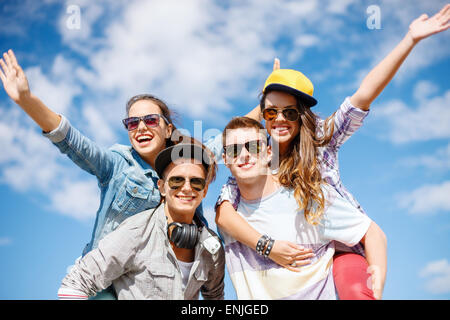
[44,116,218,254]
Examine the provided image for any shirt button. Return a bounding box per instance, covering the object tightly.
[132,187,138,194]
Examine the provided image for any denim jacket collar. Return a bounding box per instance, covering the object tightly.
[110,143,159,178]
[130,148,158,177]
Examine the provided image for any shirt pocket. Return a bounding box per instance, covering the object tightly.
[147,262,176,299]
[111,172,159,217]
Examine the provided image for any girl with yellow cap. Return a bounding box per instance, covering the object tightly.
[215,4,450,300]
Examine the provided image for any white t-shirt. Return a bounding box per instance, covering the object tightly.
[177,259,194,291]
[220,185,372,300]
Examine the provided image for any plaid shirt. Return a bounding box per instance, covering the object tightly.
[58,204,225,300]
[216,97,369,255]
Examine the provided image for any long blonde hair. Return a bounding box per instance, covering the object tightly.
[262,93,335,225]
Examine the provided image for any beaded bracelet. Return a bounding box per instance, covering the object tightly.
[256,235,270,256]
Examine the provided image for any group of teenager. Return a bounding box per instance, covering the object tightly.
[1,5,449,300]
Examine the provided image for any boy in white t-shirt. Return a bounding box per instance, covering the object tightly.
[219,117,387,299]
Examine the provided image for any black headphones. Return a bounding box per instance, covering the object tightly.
[166,214,202,249]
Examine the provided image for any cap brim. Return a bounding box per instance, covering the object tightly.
[155,144,212,178]
[264,83,317,107]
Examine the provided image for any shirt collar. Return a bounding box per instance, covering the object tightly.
[131,148,159,178]
[155,203,211,254]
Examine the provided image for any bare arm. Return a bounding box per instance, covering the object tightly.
[1,49,119,183]
[351,4,450,110]
[216,200,314,271]
[0,49,61,132]
[360,221,388,300]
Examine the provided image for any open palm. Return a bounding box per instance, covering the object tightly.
[0,50,30,103]
[409,4,450,42]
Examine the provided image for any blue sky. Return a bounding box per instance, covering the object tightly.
[0,0,449,300]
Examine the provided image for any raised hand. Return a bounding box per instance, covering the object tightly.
[273,57,280,71]
[409,4,450,43]
[350,4,450,110]
[0,49,61,132]
[0,49,30,103]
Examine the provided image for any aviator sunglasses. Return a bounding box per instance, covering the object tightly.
[122,114,169,131]
[168,176,206,192]
[262,107,300,122]
[224,140,266,158]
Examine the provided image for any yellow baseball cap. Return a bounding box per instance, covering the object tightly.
[263,69,317,107]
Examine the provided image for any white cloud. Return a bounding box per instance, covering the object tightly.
[6,0,447,125]
[420,259,450,294]
[373,88,450,143]
[401,142,450,170]
[0,108,63,192]
[394,35,450,82]
[398,181,450,215]
[344,0,450,94]
[413,80,439,103]
[0,0,59,37]
[55,0,358,122]
[326,0,357,14]
[0,107,99,221]
[25,55,81,115]
[59,0,105,42]
[50,0,450,127]
[294,34,320,47]
[3,0,450,224]
[0,237,12,246]
[81,104,119,147]
[362,0,450,82]
[66,0,273,118]
[49,179,100,221]
[288,34,321,62]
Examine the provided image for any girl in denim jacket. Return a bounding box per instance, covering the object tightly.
[0,51,216,298]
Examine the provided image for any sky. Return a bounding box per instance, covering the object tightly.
[0,0,449,300]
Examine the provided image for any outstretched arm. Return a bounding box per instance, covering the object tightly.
[0,49,118,183]
[216,200,314,272]
[351,4,450,110]
[0,49,61,132]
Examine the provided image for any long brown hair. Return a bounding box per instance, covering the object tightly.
[261,91,335,225]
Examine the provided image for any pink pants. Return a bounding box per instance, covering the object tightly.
[333,253,376,300]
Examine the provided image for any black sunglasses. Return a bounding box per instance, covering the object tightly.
[168,176,206,192]
[224,140,266,158]
[122,114,169,131]
[262,107,300,122]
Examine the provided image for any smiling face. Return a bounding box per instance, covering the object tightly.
[223,127,271,183]
[157,159,207,223]
[127,99,173,166]
[263,91,300,150]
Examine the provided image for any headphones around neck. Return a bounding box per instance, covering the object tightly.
[166,214,202,249]
[149,201,204,250]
